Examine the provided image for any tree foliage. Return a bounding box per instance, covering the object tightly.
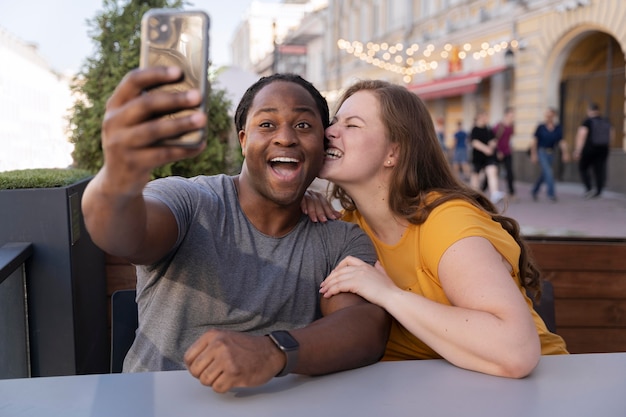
[68,0,239,178]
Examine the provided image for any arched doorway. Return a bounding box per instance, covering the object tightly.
[559,32,624,151]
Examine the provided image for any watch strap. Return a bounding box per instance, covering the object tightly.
[268,330,299,377]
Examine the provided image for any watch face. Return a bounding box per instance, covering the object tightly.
[272,331,299,350]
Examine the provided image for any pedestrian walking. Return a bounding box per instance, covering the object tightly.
[530,108,570,202]
[493,107,516,200]
[452,120,471,181]
[573,102,613,199]
[435,117,446,150]
[470,110,504,203]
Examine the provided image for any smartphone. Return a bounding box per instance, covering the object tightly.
[140,9,210,146]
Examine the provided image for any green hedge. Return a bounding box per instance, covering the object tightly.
[0,168,93,190]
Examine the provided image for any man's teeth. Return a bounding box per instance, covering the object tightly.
[270,157,299,163]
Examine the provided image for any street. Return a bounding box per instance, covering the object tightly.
[499,181,626,238]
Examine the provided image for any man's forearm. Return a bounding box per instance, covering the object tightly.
[82,173,149,258]
[290,302,391,376]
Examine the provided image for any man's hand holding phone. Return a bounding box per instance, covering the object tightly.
[101,66,207,193]
[140,9,210,147]
[83,10,210,265]
[98,9,210,195]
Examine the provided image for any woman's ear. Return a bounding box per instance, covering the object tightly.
[385,143,400,167]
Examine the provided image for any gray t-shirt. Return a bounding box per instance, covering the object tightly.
[124,174,377,372]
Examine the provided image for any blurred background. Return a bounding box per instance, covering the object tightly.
[0,0,624,194]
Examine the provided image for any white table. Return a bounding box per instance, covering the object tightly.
[1,352,625,416]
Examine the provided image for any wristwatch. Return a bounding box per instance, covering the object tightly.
[268,330,299,377]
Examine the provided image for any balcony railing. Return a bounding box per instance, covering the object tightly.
[0,242,33,379]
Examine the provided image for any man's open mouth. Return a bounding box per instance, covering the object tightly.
[269,157,301,176]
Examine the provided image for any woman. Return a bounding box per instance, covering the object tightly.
[314,80,568,379]
[470,110,504,203]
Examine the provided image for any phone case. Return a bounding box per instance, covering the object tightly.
[140,9,210,146]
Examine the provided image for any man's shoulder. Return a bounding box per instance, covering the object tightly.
[149,173,227,185]
[302,217,376,265]
[304,216,364,235]
[144,174,236,213]
[582,117,593,125]
[300,217,372,249]
[149,174,232,193]
[188,173,232,187]
[590,115,611,125]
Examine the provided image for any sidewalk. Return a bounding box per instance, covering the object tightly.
[497,181,626,238]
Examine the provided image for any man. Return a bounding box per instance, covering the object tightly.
[530,108,569,202]
[82,67,390,393]
[573,102,613,199]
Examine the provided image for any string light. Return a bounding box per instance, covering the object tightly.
[337,39,518,83]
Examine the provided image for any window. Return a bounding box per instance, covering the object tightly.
[360,2,370,41]
[372,0,380,36]
[387,0,406,29]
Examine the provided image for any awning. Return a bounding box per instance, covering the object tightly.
[408,66,507,100]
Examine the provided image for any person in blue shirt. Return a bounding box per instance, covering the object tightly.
[529,108,570,202]
[452,120,471,181]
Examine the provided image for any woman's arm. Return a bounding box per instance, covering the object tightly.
[320,238,541,378]
[572,126,588,160]
[471,139,494,156]
[383,237,539,378]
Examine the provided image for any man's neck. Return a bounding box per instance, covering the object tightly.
[233,175,304,238]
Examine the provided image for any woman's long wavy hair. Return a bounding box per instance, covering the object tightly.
[330,80,542,298]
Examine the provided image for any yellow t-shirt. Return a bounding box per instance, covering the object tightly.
[343,198,568,360]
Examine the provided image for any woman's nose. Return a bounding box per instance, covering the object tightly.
[325,125,337,140]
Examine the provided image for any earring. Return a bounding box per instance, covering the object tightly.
[386,160,391,165]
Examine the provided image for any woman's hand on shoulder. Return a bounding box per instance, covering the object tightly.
[301,190,341,223]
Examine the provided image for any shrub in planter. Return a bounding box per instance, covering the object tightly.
[0,168,93,190]
[0,168,108,377]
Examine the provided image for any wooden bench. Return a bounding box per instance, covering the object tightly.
[105,254,137,333]
[104,236,626,354]
[526,236,626,354]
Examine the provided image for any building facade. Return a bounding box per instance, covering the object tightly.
[231,0,328,76]
[0,27,74,172]
[236,0,626,193]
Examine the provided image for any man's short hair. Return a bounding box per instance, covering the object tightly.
[233,73,329,132]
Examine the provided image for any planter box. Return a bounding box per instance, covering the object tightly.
[0,177,109,376]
